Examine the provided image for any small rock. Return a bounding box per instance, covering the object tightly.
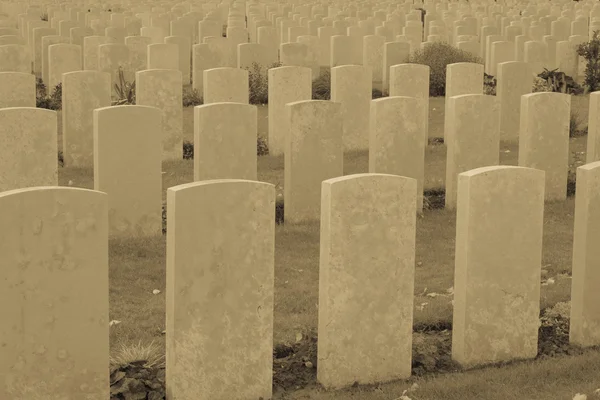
[416,261,422,267]
[305,361,313,368]
[109,320,121,327]
[152,289,161,295]
[541,269,548,276]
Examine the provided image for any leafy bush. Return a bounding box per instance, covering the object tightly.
[112,67,135,105]
[537,68,583,95]
[577,30,600,93]
[182,141,193,159]
[182,86,203,107]
[570,110,588,138]
[36,79,62,110]
[246,61,282,105]
[312,68,331,100]
[408,42,483,96]
[484,73,496,95]
[257,135,269,155]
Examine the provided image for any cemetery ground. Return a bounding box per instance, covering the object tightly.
[56,95,599,399]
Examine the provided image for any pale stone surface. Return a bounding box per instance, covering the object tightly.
[489,41,515,76]
[203,67,249,104]
[48,43,81,89]
[497,61,532,141]
[285,100,343,223]
[194,103,257,181]
[125,36,151,73]
[330,35,362,67]
[32,27,56,74]
[444,62,483,142]
[165,35,192,85]
[369,96,426,212]
[389,63,430,139]
[0,72,35,107]
[147,43,179,70]
[362,35,385,83]
[382,41,409,94]
[83,35,115,71]
[0,44,31,73]
[93,106,162,237]
[570,161,600,347]
[453,166,545,368]
[268,66,312,157]
[0,186,109,400]
[519,92,570,201]
[318,173,416,389]
[136,69,183,161]
[97,43,130,84]
[331,65,371,151]
[62,71,111,168]
[0,108,58,192]
[586,92,600,164]
[165,179,274,400]
[192,43,225,93]
[445,94,500,209]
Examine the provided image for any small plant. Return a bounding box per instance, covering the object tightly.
[183,141,193,159]
[484,73,497,95]
[532,76,553,93]
[36,79,62,110]
[312,68,331,100]
[408,42,483,96]
[182,86,203,107]
[112,66,135,105]
[577,30,600,93]
[40,13,48,21]
[246,61,282,105]
[58,150,64,167]
[110,340,165,369]
[537,68,583,95]
[570,110,588,138]
[257,135,269,155]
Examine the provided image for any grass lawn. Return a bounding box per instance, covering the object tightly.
[54,94,598,398]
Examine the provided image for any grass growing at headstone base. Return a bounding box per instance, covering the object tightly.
[55,95,596,395]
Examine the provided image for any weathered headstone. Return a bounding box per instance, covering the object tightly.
[0,72,35,107]
[203,67,249,104]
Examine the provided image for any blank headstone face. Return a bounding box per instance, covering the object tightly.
[444,62,483,142]
[369,96,426,212]
[125,35,151,73]
[331,65,372,151]
[165,35,192,84]
[203,67,249,104]
[570,161,600,347]
[62,71,111,167]
[318,173,416,389]
[0,44,31,73]
[518,92,570,201]
[32,27,56,73]
[93,106,163,237]
[0,187,109,400]
[97,43,130,84]
[147,43,179,70]
[285,100,344,223]
[490,41,515,76]
[140,26,166,44]
[83,35,116,71]
[0,34,25,45]
[445,94,500,210]
[194,103,257,181]
[330,35,362,67]
[0,72,35,107]
[382,41,410,93]
[192,43,224,93]
[165,179,275,400]
[0,108,58,192]
[362,35,385,83]
[453,166,544,368]
[279,42,311,69]
[267,66,312,157]
[389,63,430,138]
[136,69,183,161]
[237,42,270,70]
[48,43,81,89]
[497,61,533,141]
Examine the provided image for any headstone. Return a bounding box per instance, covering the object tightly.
[444,62,483,142]
[62,71,111,167]
[330,35,362,67]
[203,67,249,104]
[389,63,430,139]
[267,66,312,157]
[0,186,109,400]
[452,166,544,368]
[165,179,274,400]
[125,35,151,73]
[331,65,371,151]
[570,161,600,347]
[97,43,130,85]
[48,43,81,89]
[93,105,162,237]
[147,43,179,70]
[369,96,426,212]
[317,173,416,389]
[445,94,500,209]
[136,69,183,161]
[0,44,31,73]
[0,107,58,191]
[586,91,600,164]
[83,35,115,71]
[0,72,35,107]
[382,41,410,94]
[519,92,570,201]
[285,100,343,223]
[165,35,192,84]
[194,103,257,181]
[497,61,532,141]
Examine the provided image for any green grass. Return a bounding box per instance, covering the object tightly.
[54,95,598,398]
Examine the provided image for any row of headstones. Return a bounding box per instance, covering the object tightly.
[2,162,599,398]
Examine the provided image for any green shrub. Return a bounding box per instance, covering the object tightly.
[112,67,135,105]
[182,86,203,107]
[36,79,62,110]
[408,42,483,96]
[577,30,600,93]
